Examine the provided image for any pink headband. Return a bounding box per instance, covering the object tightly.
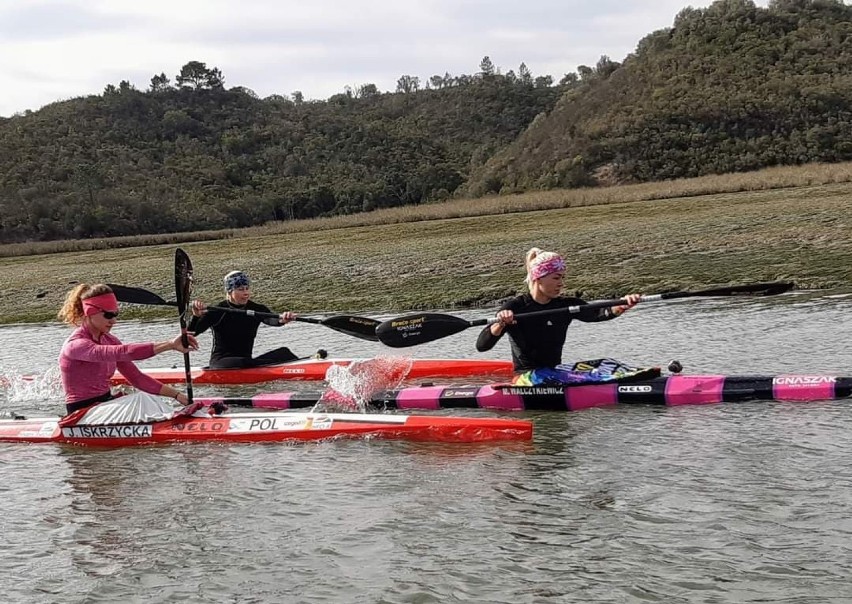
[82,292,119,316]
[528,252,565,281]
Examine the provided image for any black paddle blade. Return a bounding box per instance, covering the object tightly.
[174,248,195,403]
[174,249,193,317]
[108,284,174,307]
[689,282,794,298]
[376,313,472,348]
[320,315,380,341]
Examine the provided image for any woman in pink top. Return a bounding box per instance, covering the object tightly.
[58,283,198,415]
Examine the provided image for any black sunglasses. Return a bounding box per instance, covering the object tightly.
[101,310,120,320]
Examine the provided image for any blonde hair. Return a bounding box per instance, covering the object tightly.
[524,247,545,274]
[58,283,113,325]
[523,247,565,290]
[522,247,540,292]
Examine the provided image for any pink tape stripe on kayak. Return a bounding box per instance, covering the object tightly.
[477,385,525,410]
[772,375,837,401]
[396,386,444,410]
[253,392,294,410]
[566,383,618,410]
[665,375,725,406]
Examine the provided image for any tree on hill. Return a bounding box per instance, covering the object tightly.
[479,56,496,77]
[396,75,420,93]
[150,73,172,93]
[176,61,225,90]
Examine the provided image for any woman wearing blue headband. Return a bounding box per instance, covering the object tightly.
[188,270,298,369]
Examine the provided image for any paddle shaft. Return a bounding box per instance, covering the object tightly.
[200,306,376,334]
[476,282,794,328]
[375,281,793,347]
[109,287,315,323]
[478,298,626,327]
[206,305,329,326]
[108,283,379,340]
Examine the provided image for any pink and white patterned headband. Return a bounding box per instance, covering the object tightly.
[528,252,565,281]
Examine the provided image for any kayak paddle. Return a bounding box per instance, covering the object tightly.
[174,248,195,404]
[108,283,381,342]
[375,281,794,348]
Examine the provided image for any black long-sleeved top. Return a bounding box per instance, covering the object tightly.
[475,294,619,372]
[187,299,280,365]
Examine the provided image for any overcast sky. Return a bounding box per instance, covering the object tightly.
[1,0,773,118]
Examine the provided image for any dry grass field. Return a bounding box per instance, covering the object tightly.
[2,164,851,324]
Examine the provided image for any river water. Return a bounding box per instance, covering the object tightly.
[1,290,851,603]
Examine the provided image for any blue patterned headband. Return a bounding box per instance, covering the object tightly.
[224,271,250,292]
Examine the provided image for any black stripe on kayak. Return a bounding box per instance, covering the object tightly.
[722,376,774,403]
[437,387,489,409]
[835,377,852,399]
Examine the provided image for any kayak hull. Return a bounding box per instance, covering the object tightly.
[200,375,852,411]
[111,357,513,385]
[0,412,532,446]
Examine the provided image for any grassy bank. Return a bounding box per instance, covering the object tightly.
[3,160,852,259]
[2,181,850,325]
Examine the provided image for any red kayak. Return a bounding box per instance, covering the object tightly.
[0,411,532,446]
[110,357,514,385]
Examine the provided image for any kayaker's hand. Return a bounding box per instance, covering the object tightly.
[492,309,516,334]
[279,311,296,325]
[190,299,206,317]
[497,310,516,326]
[171,333,198,353]
[174,392,189,405]
[613,293,641,316]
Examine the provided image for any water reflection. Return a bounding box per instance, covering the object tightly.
[57,444,265,600]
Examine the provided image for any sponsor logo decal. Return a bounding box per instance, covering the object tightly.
[773,376,836,387]
[305,415,333,430]
[388,316,426,339]
[348,317,376,326]
[390,317,425,329]
[503,387,565,396]
[170,421,225,433]
[39,421,58,436]
[282,369,306,374]
[62,425,153,438]
[19,425,58,438]
[618,385,653,393]
[442,388,480,398]
[228,416,312,432]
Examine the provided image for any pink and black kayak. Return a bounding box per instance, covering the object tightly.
[0,412,532,446]
[198,374,852,412]
[111,357,514,385]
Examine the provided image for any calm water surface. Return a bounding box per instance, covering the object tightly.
[1,290,851,603]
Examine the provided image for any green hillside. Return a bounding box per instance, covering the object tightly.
[465,0,852,195]
[0,64,559,243]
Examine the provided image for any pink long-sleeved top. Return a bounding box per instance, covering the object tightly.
[59,325,164,404]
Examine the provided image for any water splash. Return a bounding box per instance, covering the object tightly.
[0,365,64,412]
[315,356,414,413]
